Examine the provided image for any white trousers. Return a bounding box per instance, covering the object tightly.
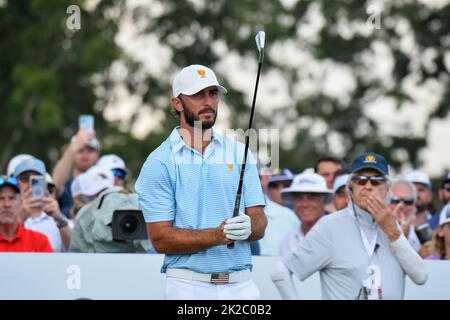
[164,277,260,300]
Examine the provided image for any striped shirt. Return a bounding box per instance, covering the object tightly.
[135,127,266,274]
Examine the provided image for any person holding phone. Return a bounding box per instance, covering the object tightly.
[52,115,100,218]
[14,158,64,252]
[271,152,427,300]
[0,174,53,252]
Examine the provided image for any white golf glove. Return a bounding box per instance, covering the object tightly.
[224,212,252,241]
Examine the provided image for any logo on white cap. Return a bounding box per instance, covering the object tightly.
[172,64,227,98]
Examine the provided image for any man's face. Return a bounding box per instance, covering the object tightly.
[174,86,219,129]
[333,186,349,211]
[292,192,326,225]
[268,180,291,206]
[389,183,416,220]
[439,183,450,205]
[16,170,41,192]
[437,223,450,247]
[317,161,342,189]
[414,183,433,211]
[75,146,99,172]
[0,186,21,225]
[350,169,388,212]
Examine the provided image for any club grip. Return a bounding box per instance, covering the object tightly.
[227,195,242,249]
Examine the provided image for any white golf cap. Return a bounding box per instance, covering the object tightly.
[45,173,55,185]
[7,154,34,177]
[281,172,332,200]
[404,170,431,188]
[71,165,114,197]
[439,203,450,226]
[172,64,227,97]
[96,154,128,173]
[333,174,350,194]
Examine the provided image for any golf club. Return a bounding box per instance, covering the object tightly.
[228,31,265,249]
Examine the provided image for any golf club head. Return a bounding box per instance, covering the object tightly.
[255,31,265,62]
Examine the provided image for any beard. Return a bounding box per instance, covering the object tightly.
[181,99,217,129]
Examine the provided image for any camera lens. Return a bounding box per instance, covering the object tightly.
[118,214,140,236]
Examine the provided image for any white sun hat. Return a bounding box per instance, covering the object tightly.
[281,171,332,200]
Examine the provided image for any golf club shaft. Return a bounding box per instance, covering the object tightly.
[227,60,263,249]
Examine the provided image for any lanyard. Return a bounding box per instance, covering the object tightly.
[352,203,379,260]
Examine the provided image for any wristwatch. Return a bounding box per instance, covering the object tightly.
[55,217,69,229]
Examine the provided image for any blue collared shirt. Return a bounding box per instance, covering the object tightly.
[135,127,266,273]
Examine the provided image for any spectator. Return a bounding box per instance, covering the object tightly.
[14,158,64,252]
[0,175,52,252]
[314,155,344,190]
[267,168,294,207]
[332,172,351,212]
[389,179,432,258]
[404,170,435,226]
[271,152,427,300]
[52,129,100,218]
[314,156,344,214]
[429,172,450,230]
[44,173,72,250]
[258,165,299,256]
[96,154,128,187]
[277,171,331,258]
[6,154,33,177]
[69,165,114,251]
[426,203,450,260]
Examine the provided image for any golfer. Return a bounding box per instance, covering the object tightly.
[135,64,267,300]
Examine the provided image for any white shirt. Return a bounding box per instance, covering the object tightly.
[259,197,300,256]
[24,212,63,252]
[407,225,421,252]
[278,227,305,258]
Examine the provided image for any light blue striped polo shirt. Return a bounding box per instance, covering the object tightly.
[135,127,266,274]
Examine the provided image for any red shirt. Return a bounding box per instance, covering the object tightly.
[0,224,53,252]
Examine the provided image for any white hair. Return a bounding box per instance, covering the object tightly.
[391,179,417,201]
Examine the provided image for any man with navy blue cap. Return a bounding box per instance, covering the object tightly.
[271,152,427,300]
[268,168,294,207]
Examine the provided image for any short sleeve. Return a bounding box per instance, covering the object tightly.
[242,150,266,208]
[135,158,176,223]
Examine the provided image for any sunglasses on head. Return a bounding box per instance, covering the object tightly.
[111,169,127,180]
[0,175,19,188]
[390,196,414,206]
[351,175,386,186]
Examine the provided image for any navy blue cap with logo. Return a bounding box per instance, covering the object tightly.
[350,152,389,176]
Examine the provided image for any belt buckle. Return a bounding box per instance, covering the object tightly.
[210,273,230,284]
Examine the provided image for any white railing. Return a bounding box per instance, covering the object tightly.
[0,253,448,300]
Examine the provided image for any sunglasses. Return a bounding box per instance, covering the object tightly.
[17,172,41,183]
[390,196,414,206]
[351,175,386,186]
[111,169,127,180]
[0,175,19,188]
